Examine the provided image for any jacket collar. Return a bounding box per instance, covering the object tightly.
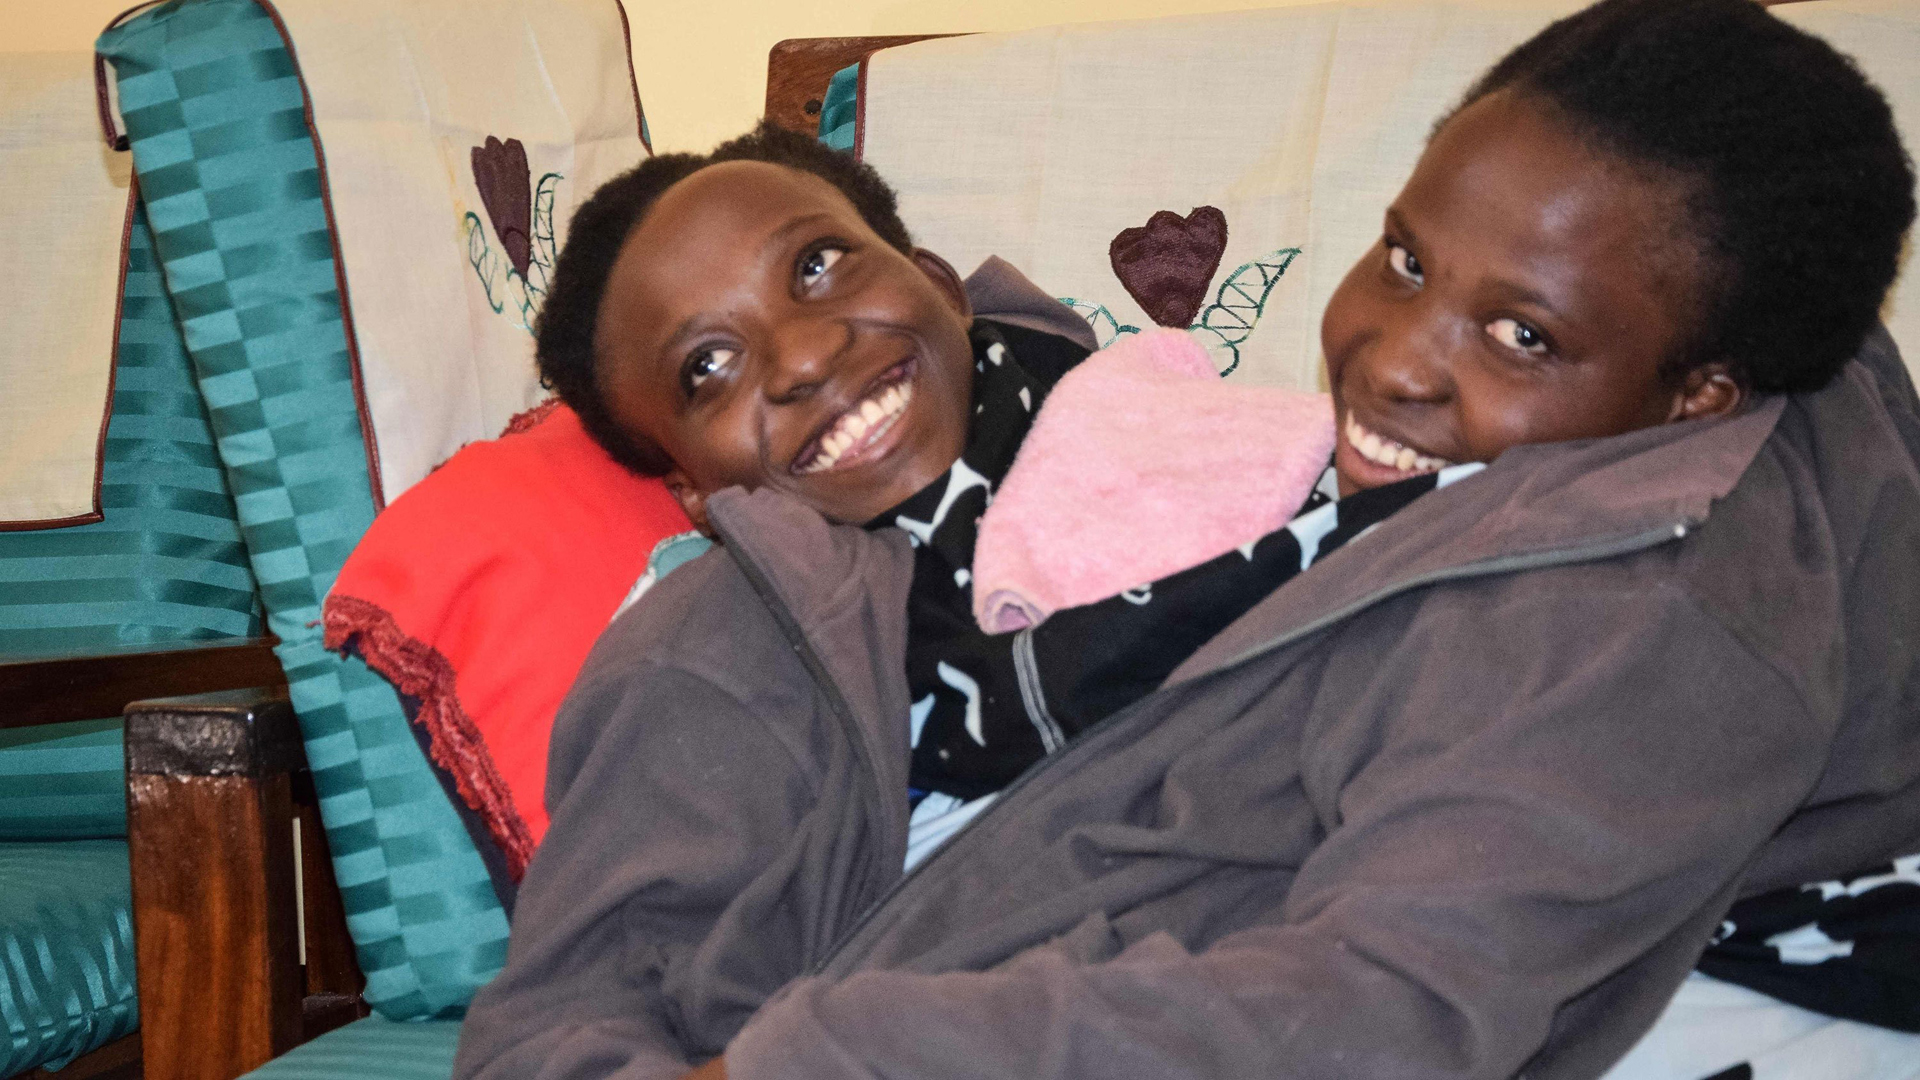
[1166,393,1789,686]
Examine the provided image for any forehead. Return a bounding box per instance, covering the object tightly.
[1405,92,1697,300]
[632,159,867,258]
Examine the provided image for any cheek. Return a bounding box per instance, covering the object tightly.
[1449,367,1663,460]
[670,403,773,490]
[1319,261,1373,378]
[1452,379,1556,459]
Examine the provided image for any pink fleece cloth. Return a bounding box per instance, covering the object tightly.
[973,329,1334,633]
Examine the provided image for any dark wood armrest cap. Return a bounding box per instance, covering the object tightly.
[126,688,302,778]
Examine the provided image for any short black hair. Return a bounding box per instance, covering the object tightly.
[536,121,915,475]
[1454,0,1913,393]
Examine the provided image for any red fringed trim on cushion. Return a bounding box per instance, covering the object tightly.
[322,593,537,880]
[503,397,562,437]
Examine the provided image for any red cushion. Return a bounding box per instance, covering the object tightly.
[323,403,688,878]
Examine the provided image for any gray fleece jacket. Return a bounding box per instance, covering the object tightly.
[454,327,1920,1080]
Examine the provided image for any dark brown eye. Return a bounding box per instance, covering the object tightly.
[799,246,844,287]
[1487,318,1549,355]
[683,347,738,393]
[1386,241,1424,285]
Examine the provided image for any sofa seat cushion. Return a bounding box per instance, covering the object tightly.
[240,1016,459,1080]
[0,840,139,1077]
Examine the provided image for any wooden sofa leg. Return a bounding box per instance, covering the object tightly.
[126,690,306,1080]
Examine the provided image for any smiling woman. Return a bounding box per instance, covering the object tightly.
[1321,90,1740,497]
[529,123,981,528]
[593,159,976,528]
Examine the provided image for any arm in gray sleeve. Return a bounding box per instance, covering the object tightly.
[453,661,819,1080]
[723,586,1830,1080]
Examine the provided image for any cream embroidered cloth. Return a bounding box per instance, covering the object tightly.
[860,0,1919,390]
[264,0,647,503]
[0,53,131,528]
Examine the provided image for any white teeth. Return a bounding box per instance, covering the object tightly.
[797,377,915,475]
[1346,415,1451,475]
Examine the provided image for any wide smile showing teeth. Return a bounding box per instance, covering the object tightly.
[793,362,915,476]
[1346,414,1452,475]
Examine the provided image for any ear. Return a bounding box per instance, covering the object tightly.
[664,468,715,537]
[1666,363,1745,423]
[913,248,972,323]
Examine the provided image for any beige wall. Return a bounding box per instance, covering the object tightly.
[11,0,1318,153]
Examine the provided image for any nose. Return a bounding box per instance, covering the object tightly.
[1359,304,1454,406]
[762,315,851,403]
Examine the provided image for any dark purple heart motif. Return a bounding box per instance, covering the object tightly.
[1108,206,1228,328]
[472,136,534,278]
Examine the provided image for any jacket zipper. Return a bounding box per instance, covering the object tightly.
[808,518,1695,978]
[1013,627,1067,754]
[721,533,894,899]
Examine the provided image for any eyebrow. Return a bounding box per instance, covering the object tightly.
[765,211,839,257]
[1384,207,1418,248]
[1484,277,1561,318]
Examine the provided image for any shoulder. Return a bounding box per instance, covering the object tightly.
[547,544,815,797]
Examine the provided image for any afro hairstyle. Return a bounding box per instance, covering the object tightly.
[535,121,916,476]
[1453,0,1914,394]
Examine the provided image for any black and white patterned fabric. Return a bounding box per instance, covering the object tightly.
[1699,853,1920,1036]
[872,321,1466,803]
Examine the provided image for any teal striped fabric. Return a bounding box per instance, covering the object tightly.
[241,1016,458,1080]
[820,63,860,151]
[0,840,139,1076]
[98,0,509,1020]
[0,719,125,841]
[0,201,260,655]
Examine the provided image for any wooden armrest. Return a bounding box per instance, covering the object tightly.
[127,689,365,1080]
[0,638,284,729]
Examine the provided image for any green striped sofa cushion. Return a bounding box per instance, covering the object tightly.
[97,0,509,1020]
[0,840,139,1077]
[240,1017,459,1080]
[0,719,126,841]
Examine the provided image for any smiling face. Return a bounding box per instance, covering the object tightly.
[594,160,976,528]
[1320,90,1742,496]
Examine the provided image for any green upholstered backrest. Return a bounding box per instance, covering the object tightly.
[98,0,509,1019]
[0,197,262,841]
[0,201,259,655]
[0,840,140,1076]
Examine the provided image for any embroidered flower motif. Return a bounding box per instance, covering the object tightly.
[1060,208,1301,375]
[463,135,563,335]
[1109,206,1230,328]
[472,136,534,277]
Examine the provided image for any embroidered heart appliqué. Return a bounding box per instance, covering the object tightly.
[1108,206,1229,328]
[472,136,534,278]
